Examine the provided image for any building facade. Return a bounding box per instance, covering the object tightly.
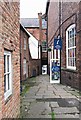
[20,14,48,75]
[0,1,20,119]
[20,24,41,79]
[20,24,30,81]
[46,0,81,90]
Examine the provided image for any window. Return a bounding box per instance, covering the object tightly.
[66,24,76,70]
[42,41,47,52]
[23,59,26,74]
[24,38,26,50]
[4,50,12,100]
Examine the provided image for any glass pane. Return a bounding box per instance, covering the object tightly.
[24,38,26,50]
[69,49,72,58]
[4,55,6,73]
[73,58,75,66]
[68,39,70,47]
[70,58,73,66]
[68,31,69,39]
[71,28,74,37]
[73,48,75,57]
[4,75,6,92]
[68,58,70,66]
[70,31,71,38]
[8,74,10,90]
[7,55,9,72]
[68,50,70,58]
[70,38,74,47]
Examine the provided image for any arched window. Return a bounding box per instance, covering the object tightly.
[66,24,76,70]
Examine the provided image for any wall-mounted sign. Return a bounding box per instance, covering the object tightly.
[52,66,60,72]
[54,38,62,50]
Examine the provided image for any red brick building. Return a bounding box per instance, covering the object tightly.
[20,24,41,80]
[20,24,30,81]
[46,0,81,90]
[0,1,20,119]
[20,13,48,75]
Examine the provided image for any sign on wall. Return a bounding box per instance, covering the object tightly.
[54,38,62,50]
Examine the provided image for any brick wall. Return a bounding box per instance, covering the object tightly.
[29,59,41,77]
[0,1,20,118]
[20,25,30,81]
[26,28,46,42]
[27,28,40,40]
[20,25,41,79]
[48,1,59,42]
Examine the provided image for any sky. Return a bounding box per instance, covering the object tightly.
[20,0,47,18]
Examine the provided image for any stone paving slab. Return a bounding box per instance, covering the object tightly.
[27,102,51,117]
[52,107,79,114]
[49,102,59,108]
[55,113,80,118]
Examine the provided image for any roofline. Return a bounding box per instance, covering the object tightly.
[25,27,47,29]
[20,24,30,37]
[26,29,39,42]
[25,26,39,28]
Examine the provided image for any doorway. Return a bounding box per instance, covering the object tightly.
[50,48,60,83]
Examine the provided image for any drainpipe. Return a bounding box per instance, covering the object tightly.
[38,13,42,74]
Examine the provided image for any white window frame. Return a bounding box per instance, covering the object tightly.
[24,37,26,50]
[66,24,76,70]
[23,59,26,75]
[4,50,12,100]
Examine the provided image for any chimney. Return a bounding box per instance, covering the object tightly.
[38,13,42,44]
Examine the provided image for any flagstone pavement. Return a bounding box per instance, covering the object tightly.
[20,75,81,120]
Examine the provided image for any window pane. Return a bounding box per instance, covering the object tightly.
[73,48,75,57]
[68,58,70,66]
[70,58,73,66]
[68,31,69,40]
[71,28,74,37]
[8,74,10,90]
[23,59,26,74]
[42,41,47,52]
[70,38,74,47]
[69,49,73,58]
[73,58,75,66]
[4,55,6,73]
[4,75,6,92]
[24,38,26,50]
[7,55,9,72]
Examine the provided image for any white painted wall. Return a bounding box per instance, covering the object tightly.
[26,30,39,59]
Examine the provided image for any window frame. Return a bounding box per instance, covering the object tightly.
[42,40,47,52]
[24,37,26,50]
[66,24,76,70]
[23,58,26,75]
[4,50,12,100]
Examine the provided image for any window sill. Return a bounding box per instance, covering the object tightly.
[5,94,12,105]
[61,67,77,73]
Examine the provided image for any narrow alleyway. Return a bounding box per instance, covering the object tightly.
[20,75,81,119]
